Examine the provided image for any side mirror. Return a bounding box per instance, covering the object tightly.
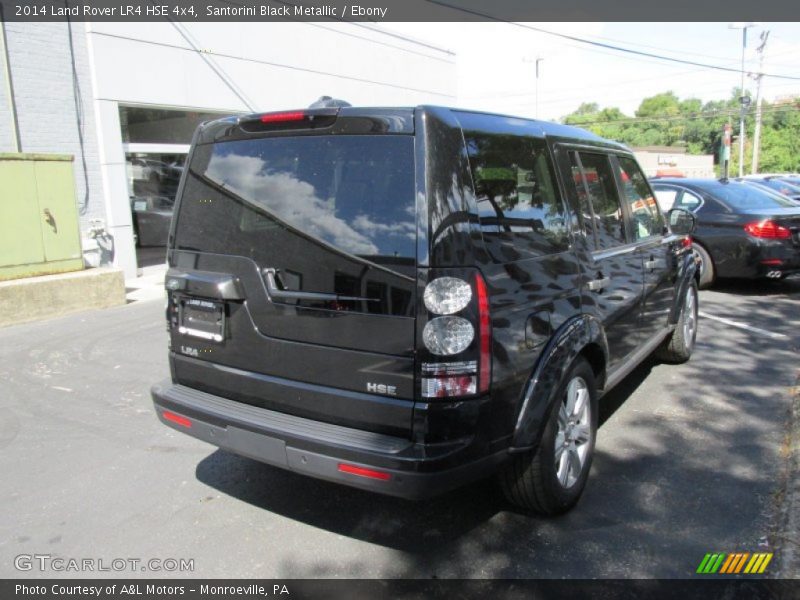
[667,208,697,235]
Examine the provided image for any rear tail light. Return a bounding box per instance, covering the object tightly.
[238,108,338,132]
[761,258,784,266]
[422,316,474,355]
[259,111,306,123]
[337,463,391,481]
[419,271,491,398]
[162,411,192,428]
[744,220,791,239]
[682,236,693,249]
[423,277,472,314]
[421,361,477,397]
[475,273,491,393]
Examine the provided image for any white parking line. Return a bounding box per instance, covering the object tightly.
[698,311,789,340]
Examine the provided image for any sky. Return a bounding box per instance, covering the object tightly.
[382,22,800,121]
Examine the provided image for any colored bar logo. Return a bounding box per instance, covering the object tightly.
[696,552,773,574]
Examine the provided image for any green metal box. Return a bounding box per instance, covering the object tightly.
[0,154,84,280]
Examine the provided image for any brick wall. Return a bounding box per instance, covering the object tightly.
[1,23,105,229]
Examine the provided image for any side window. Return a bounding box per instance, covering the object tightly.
[616,156,665,240]
[653,187,678,212]
[575,152,627,250]
[569,155,597,240]
[465,132,569,260]
[675,190,703,212]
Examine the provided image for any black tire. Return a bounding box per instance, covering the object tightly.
[656,281,698,364]
[693,243,715,289]
[500,357,598,516]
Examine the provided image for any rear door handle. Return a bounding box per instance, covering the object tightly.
[263,268,377,303]
[644,258,666,270]
[587,277,610,292]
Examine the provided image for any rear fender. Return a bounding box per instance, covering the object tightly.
[511,314,607,450]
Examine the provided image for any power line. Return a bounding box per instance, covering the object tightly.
[561,29,741,64]
[427,1,800,81]
[90,30,456,100]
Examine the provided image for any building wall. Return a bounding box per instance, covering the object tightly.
[635,150,715,179]
[1,22,106,229]
[0,25,16,153]
[86,22,456,110]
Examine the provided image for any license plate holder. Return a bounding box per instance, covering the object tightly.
[178,298,225,342]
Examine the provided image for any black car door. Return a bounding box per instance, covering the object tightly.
[612,156,677,342]
[565,150,644,370]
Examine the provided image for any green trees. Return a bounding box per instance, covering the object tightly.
[561,90,800,174]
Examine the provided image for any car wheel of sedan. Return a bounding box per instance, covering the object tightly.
[500,357,598,516]
[693,244,715,289]
[656,281,698,364]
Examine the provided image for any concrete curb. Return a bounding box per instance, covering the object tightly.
[0,267,126,328]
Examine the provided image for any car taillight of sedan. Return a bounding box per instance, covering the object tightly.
[744,220,791,239]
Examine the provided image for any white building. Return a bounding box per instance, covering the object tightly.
[0,22,456,276]
[633,146,715,179]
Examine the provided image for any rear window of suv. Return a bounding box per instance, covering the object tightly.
[175,135,416,265]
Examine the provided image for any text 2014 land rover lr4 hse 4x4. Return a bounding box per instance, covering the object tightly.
[151,105,699,515]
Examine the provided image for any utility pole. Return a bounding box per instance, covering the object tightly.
[721,123,732,179]
[729,22,756,177]
[523,56,544,119]
[751,30,769,174]
[534,57,543,119]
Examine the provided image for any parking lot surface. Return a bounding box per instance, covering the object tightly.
[1,278,798,578]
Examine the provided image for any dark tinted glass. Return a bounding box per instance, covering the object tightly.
[464,132,569,260]
[576,152,627,249]
[569,157,597,240]
[617,156,664,240]
[120,107,230,144]
[706,182,797,210]
[175,135,416,262]
[748,178,800,196]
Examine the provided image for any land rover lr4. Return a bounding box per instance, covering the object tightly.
[151,105,698,515]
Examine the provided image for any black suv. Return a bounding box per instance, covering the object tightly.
[152,105,698,515]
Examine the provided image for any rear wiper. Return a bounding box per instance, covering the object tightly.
[262,268,378,303]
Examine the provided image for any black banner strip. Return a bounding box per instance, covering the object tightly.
[0,0,798,23]
[3,579,800,600]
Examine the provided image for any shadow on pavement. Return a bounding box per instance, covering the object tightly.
[193,357,673,575]
[709,277,800,297]
[194,283,796,577]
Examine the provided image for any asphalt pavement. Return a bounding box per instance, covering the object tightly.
[1,277,798,579]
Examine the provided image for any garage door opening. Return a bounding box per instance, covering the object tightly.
[120,105,234,269]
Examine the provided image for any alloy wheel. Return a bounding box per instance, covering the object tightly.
[555,376,593,489]
[683,286,698,351]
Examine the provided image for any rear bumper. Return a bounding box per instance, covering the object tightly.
[712,239,800,280]
[755,259,800,279]
[151,380,509,499]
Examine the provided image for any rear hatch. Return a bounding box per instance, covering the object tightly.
[167,110,418,436]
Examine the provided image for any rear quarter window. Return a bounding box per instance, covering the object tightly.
[463,131,570,261]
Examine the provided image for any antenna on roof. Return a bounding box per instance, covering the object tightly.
[309,96,352,108]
